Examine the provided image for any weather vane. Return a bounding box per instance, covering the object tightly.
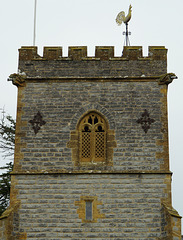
[116,4,132,46]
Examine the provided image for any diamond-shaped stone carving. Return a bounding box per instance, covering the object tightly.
[29,111,46,134]
[136,109,155,133]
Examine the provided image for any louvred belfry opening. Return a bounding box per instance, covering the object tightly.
[79,112,106,162]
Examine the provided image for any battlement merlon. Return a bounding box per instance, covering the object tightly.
[18,46,168,78]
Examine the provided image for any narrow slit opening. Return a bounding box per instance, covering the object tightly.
[85,200,93,220]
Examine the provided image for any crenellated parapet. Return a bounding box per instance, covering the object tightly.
[19,46,167,61]
[18,46,167,78]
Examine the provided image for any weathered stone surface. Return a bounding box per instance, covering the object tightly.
[14,80,166,172]
[18,46,167,78]
[0,45,181,240]
[11,174,173,239]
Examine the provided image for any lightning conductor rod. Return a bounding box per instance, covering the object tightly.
[33,0,37,46]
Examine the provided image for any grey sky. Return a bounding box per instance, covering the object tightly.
[0,0,183,232]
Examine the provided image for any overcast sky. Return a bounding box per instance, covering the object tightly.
[0,0,183,231]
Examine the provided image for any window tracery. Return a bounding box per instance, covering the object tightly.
[67,111,116,167]
[79,113,106,163]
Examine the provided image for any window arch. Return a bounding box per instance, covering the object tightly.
[79,112,107,163]
[67,111,116,167]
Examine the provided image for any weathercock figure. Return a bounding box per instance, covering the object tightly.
[116,4,132,25]
[116,5,132,46]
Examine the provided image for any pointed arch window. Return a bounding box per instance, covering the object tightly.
[79,112,106,163]
[67,111,116,167]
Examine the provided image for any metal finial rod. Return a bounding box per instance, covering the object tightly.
[124,22,131,46]
[33,0,37,46]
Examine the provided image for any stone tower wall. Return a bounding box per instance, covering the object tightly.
[0,46,181,239]
[14,80,167,173]
[14,46,169,173]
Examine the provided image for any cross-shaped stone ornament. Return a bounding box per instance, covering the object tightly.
[136,109,155,133]
[29,111,46,134]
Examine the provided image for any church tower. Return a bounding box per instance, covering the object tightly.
[0,45,181,239]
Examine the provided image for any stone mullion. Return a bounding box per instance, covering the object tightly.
[91,126,95,163]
